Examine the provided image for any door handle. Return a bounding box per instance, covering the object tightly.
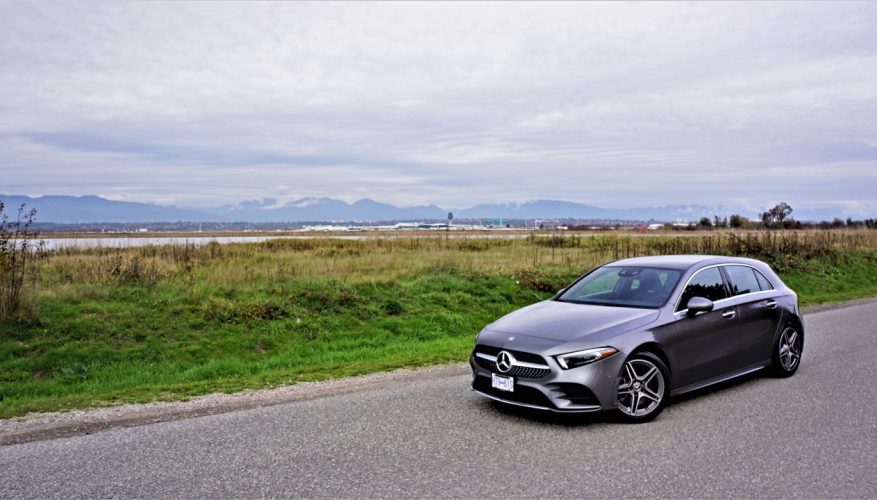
[722,310,736,319]
[765,300,777,309]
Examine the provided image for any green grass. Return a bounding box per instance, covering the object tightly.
[0,271,550,418]
[782,255,877,305]
[0,231,875,418]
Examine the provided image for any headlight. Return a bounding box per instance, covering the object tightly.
[555,347,618,369]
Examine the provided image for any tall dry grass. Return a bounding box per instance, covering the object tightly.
[35,230,877,292]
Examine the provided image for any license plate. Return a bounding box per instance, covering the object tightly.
[491,373,514,392]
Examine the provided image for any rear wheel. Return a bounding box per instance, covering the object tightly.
[771,324,802,377]
[616,352,669,423]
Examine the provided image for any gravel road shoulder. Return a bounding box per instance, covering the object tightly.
[0,363,468,445]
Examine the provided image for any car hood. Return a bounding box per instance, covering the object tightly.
[484,299,659,342]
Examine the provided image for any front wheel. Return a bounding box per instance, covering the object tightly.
[616,352,669,423]
[771,324,803,377]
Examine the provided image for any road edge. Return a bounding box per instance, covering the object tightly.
[0,362,469,446]
[3,296,876,446]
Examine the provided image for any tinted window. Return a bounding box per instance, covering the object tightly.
[724,265,761,296]
[754,270,774,291]
[677,267,727,311]
[559,266,682,309]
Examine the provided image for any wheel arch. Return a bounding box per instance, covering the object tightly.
[785,314,804,336]
[773,313,805,347]
[628,342,672,377]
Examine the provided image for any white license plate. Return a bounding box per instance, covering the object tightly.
[491,373,514,392]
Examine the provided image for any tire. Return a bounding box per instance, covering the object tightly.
[771,323,803,378]
[615,352,670,423]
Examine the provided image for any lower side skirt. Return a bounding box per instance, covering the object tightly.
[670,361,770,397]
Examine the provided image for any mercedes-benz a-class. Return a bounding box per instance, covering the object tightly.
[470,255,803,422]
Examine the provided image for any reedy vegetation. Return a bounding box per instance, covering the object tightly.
[0,202,38,324]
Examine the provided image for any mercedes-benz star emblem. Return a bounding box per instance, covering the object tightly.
[496,351,515,373]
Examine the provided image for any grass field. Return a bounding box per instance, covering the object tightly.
[1,230,876,418]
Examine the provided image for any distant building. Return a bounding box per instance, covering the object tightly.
[481,218,508,228]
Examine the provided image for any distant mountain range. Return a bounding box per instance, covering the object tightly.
[0,195,213,223]
[0,194,849,223]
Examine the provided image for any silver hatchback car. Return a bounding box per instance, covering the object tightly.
[470,255,803,422]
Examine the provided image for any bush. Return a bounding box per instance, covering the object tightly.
[516,270,567,292]
[382,299,405,315]
[0,203,38,326]
[201,298,286,324]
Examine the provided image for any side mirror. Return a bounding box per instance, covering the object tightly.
[552,287,566,300]
[686,296,714,317]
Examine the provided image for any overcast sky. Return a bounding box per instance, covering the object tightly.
[1,2,875,214]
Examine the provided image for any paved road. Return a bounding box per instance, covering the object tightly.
[2,302,876,498]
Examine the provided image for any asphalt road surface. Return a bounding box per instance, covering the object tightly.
[2,302,876,498]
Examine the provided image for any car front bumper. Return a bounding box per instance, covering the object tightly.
[469,346,626,413]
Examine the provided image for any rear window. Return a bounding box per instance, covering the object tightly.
[754,269,774,290]
[724,265,761,296]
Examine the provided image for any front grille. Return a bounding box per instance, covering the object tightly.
[475,358,550,379]
[472,375,556,409]
[547,383,600,407]
[472,346,551,379]
[475,345,547,365]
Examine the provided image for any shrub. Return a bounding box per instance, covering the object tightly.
[201,298,286,324]
[382,299,405,315]
[0,203,38,326]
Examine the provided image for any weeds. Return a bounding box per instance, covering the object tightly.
[0,203,39,326]
[201,298,285,324]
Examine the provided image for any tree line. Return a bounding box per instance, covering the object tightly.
[693,202,877,230]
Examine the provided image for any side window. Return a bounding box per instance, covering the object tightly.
[724,265,761,296]
[677,267,728,311]
[754,270,774,291]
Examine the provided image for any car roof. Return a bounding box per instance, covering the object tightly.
[607,255,764,271]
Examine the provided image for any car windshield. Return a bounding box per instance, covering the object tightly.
[558,266,682,309]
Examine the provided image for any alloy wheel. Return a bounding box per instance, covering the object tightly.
[778,326,801,371]
[617,358,665,417]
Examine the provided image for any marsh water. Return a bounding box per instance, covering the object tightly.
[35,232,543,250]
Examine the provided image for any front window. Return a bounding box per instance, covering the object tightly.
[677,267,728,311]
[558,266,682,309]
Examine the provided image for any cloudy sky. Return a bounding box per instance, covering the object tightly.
[1,1,876,215]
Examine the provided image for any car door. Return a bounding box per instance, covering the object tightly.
[722,265,785,367]
[669,266,741,389]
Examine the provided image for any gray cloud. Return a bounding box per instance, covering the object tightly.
[1,1,876,215]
